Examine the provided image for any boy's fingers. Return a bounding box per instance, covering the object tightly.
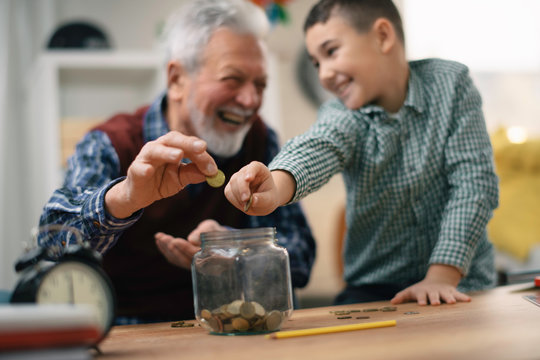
[454,291,471,303]
[440,290,457,304]
[416,292,428,306]
[427,291,441,306]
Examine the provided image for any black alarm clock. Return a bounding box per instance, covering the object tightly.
[10,238,116,345]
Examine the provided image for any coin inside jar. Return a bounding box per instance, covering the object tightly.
[206,170,225,188]
[265,310,283,331]
[239,301,256,319]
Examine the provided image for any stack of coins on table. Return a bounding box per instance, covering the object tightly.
[199,299,286,334]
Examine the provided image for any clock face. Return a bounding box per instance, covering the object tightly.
[36,261,115,335]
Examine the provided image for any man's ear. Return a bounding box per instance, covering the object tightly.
[372,18,396,54]
[167,60,187,101]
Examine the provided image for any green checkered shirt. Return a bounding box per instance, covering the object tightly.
[270,58,499,292]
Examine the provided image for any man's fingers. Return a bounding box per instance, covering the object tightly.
[138,141,184,165]
[187,220,224,244]
[157,132,217,176]
[154,233,200,269]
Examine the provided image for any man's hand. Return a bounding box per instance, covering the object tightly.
[105,131,218,219]
[224,161,294,215]
[390,264,471,305]
[154,220,227,270]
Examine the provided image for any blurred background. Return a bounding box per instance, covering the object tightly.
[1,0,540,306]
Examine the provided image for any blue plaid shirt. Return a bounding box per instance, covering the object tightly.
[39,94,315,288]
[270,59,499,292]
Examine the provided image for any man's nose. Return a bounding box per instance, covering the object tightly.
[236,83,261,108]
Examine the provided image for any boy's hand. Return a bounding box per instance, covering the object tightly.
[390,264,471,305]
[224,161,285,215]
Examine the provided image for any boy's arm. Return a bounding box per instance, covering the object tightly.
[224,161,296,215]
[395,68,498,305]
[390,264,471,305]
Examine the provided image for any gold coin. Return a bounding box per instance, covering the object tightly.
[206,316,222,332]
[265,310,282,331]
[232,317,250,331]
[252,301,266,317]
[206,170,225,188]
[240,301,256,319]
[201,309,212,320]
[226,299,243,316]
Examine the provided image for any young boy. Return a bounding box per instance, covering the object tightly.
[225,0,499,306]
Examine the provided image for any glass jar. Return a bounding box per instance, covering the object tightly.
[192,227,293,335]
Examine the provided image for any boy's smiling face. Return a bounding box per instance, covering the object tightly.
[305,15,385,110]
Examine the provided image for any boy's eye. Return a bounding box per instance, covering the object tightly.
[326,47,337,57]
[312,61,320,69]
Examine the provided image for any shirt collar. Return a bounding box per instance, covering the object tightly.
[143,92,170,143]
[402,65,426,114]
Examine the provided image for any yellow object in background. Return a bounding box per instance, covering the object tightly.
[488,128,540,261]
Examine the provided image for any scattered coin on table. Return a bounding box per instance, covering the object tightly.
[171,320,195,328]
[363,308,379,312]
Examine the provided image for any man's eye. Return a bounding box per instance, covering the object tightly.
[223,77,241,84]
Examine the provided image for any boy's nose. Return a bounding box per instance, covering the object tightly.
[318,63,334,87]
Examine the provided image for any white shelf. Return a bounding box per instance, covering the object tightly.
[26,51,165,225]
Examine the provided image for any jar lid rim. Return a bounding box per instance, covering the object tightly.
[201,227,276,242]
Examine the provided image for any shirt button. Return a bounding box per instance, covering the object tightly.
[92,220,101,228]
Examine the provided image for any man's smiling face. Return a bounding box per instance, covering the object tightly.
[181,27,267,156]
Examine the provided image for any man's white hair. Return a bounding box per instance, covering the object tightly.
[162,0,270,74]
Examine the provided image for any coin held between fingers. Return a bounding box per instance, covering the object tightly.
[244,194,253,212]
[206,170,225,188]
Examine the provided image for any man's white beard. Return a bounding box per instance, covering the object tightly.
[188,98,252,158]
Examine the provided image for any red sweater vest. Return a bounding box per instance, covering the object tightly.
[94,106,268,319]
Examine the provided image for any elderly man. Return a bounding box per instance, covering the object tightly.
[39,0,315,324]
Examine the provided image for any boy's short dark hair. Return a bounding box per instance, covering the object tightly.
[304,0,405,45]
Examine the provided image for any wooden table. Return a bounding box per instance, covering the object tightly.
[97,284,540,360]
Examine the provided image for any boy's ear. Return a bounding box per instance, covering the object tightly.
[372,18,396,54]
[167,60,187,101]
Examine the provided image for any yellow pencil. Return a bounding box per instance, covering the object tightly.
[265,320,396,339]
